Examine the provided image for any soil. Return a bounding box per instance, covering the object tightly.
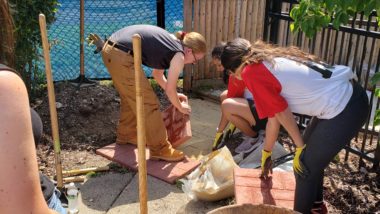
[33,82,379,214]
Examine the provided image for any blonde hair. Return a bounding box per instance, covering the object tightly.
[221,38,320,77]
[244,40,319,64]
[175,31,206,54]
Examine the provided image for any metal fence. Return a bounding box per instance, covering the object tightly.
[264,0,380,169]
[44,0,183,81]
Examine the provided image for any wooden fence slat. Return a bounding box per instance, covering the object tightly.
[183,0,192,91]
[210,0,218,78]
[199,0,206,79]
[216,0,224,44]
[228,0,236,41]
[193,0,200,81]
[245,0,254,41]
[204,0,212,78]
[250,0,259,42]
[222,0,230,42]
[239,0,248,38]
[256,0,265,40]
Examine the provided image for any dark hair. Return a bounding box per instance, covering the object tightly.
[221,38,251,72]
[211,42,226,59]
[222,69,229,85]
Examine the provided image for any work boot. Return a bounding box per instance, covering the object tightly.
[150,145,185,162]
[115,135,137,146]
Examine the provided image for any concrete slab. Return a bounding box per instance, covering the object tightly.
[107,175,223,214]
[178,99,221,159]
[77,98,229,214]
[77,172,135,213]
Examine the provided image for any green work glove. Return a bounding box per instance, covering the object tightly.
[212,132,224,151]
[260,150,273,179]
[224,124,236,141]
[293,145,309,178]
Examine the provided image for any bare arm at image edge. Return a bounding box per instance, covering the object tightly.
[0,71,57,214]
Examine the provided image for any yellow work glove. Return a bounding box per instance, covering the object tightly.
[293,145,309,178]
[224,124,236,141]
[212,132,224,151]
[260,150,273,179]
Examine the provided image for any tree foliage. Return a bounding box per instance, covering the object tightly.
[290,0,380,38]
[9,0,59,95]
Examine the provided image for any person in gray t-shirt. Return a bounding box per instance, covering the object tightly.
[96,25,206,162]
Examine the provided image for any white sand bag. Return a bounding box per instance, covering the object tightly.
[180,147,238,201]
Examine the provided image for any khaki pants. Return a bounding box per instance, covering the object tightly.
[101,43,169,152]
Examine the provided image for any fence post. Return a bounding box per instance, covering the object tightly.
[157,0,165,29]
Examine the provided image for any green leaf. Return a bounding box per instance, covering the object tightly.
[374,110,380,127]
[325,0,335,12]
[375,88,380,97]
[290,23,295,32]
[370,72,380,86]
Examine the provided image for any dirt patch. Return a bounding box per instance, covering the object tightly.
[34,82,379,213]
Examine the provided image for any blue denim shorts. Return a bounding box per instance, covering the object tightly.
[47,188,67,214]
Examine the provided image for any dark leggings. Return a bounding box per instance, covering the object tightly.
[294,82,369,213]
[247,99,268,132]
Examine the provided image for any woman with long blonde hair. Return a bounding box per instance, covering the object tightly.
[221,38,369,213]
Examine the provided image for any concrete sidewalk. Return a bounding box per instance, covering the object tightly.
[76,98,227,214]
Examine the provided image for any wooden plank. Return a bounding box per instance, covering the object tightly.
[204,0,212,79]
[227,0,236,41]
[216,1,224,44]
[256,0,265,40]
[183,0,192,91]
[239,0,248,38]
[245,0,254,41]
[250,0,259,42]
[210,0,218,78]
[222,0,230,42]
[199,0,206,79]
[193,0,200,81]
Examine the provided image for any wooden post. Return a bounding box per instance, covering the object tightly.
[38,14,63,189]
[132,34,148,214]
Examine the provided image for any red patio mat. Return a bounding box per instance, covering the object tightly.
[96,143,200,184]
[234,168,296,210]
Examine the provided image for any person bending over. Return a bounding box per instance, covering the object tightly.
[89,25,206,161]
[211,43,267,152]
[221,38,369,213]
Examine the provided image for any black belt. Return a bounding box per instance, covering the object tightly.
[107,40,133,55]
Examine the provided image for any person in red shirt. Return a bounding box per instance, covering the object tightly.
[220,38,369,214]
[211,43,267,152]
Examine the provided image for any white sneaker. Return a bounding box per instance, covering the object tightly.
[235,134,264,154]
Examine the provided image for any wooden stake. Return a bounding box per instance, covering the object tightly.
[62,166,110,177]
[38,14,63,189]
[132,34,148,214]
[63,175,86,184]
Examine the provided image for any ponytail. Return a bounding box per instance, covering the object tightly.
[175,31,206,54]
[175,31,187,40]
